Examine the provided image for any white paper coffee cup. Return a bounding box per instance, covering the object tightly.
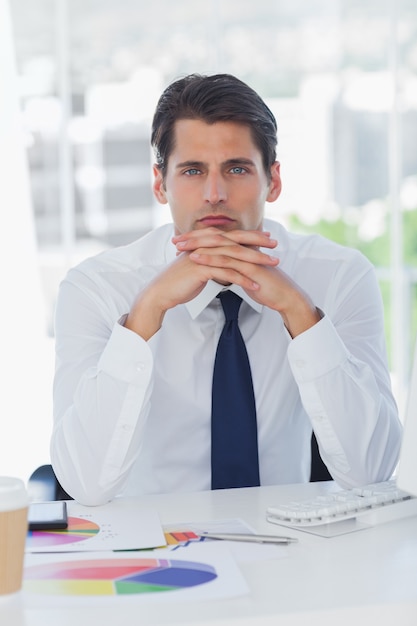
[0,477,29,595]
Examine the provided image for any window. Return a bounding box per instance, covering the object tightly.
[3,0,417,480]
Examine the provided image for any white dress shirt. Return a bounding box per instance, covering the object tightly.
[51,219,401,505]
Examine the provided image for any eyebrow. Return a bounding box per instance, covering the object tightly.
[175,160,205,170]
[175,158,256,170]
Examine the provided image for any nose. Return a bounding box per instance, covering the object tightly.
[203,172,227,205]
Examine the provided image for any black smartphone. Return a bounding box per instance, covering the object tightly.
[28,501,68,531]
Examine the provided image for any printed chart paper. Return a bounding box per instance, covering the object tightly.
[23,543,249,606]
[26,500,166,553]
[163,517,256,547]
[163,518,292,562]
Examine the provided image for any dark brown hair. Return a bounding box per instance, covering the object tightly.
[151,73,278,179]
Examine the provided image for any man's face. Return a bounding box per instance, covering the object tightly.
[153,119,281,235]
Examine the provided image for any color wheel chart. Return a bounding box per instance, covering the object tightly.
[27,517,100,550]
[24,557,217,596]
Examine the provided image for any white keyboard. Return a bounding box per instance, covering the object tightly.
[266,479,417,527]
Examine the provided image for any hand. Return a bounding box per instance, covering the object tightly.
[125,226,319,340]
[172,227,278,256]
[172,227,280,280]
[177,227,321,338]
[245,265,322,337]
[124,228,278,340]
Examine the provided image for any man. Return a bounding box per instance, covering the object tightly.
[51,73,401,505]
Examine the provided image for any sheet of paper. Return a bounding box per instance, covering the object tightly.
[162,518,292,562]
[26,500,166,553]
[22,542,249,606]
[163,517,256,546]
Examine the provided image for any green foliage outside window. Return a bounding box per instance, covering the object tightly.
[289,208,417,367]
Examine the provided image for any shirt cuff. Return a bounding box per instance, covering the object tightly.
[97,317,153,386]
[287,314,349,383]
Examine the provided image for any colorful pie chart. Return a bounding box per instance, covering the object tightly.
[24,557,217,595]
[26,517,100,549]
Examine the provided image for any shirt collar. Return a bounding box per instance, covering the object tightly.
[186,282,262,319]
[164,230,263,319]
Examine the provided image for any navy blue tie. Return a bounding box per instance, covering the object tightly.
[211,290,260,489]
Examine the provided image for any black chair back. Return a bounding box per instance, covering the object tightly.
[310,432,333,482]
[28,464,73,501]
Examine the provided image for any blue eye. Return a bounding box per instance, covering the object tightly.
[230,166,246,174]
[185,168,201,176]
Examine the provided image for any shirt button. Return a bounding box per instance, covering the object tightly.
[135,362,145,371]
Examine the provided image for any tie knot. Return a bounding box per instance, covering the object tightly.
[218,290,242,321]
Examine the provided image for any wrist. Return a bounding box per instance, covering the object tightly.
[279,294,322,339]
[124,287,166,341]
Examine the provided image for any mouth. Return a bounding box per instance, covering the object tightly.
[197,215,236,228]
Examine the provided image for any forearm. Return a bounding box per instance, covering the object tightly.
[51,322,153,505]
[51,381,151,506]
[288,315,402,487]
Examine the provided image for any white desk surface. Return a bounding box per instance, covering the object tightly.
[2,481,417,626]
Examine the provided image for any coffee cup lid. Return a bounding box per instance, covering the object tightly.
[0,477,29,511]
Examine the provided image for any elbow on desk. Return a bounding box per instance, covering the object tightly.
[54,469,115,507]
[328,426,402,490]
[50,430,121,505]
[49,455,116,506]
[74,493,113,507]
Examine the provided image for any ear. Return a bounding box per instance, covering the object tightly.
[266,161,282,203]
[152,164,169,205]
